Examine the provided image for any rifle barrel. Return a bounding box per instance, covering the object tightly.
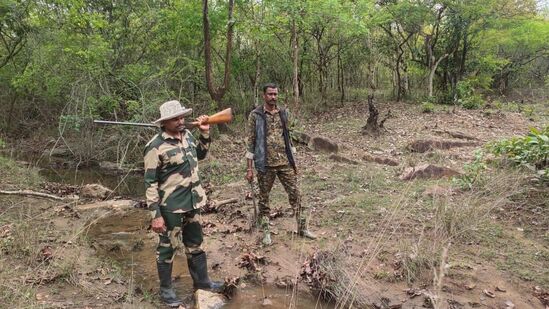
[94,120,157,128]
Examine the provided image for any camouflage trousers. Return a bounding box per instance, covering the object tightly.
[256,164,307,222]
[156,209,203,263]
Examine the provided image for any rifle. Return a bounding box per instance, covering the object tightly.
[94,108,233,129]
[248,179,259,231]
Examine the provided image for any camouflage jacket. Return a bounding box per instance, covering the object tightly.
[246,105,296,171]
[144,130,211,219]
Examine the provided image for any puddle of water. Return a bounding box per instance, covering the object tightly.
[39,166,144,198]
[87,210,334,309]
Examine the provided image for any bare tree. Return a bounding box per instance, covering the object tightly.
[203,0,235,131]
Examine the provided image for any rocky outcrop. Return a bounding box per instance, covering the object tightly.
[407,139,477,153]
[399,164,460,180]
[309,136,338,153]
[363,154,400,166]
[329,154,359,165]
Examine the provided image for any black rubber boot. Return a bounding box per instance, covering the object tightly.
[157,261,183,307]
[187,252,224,293]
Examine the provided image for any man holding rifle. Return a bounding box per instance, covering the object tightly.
[144,100,223,307]
[245,83,317,246]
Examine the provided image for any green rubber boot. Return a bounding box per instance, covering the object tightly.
[298,217,317,240]
[260,216,272,246]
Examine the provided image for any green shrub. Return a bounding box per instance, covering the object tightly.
[421,102,435,113]
[461,94,484,109]
[490,126,548,168]
[456,80,484,109]
[453,150,487,190]
[489,126,549,180]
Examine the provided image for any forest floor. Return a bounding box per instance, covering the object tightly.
[0,100,548,308]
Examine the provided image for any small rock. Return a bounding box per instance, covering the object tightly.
[504,300,515,308]
[261,298,273,306]
[80,184,113,200]
[194,289,226,309]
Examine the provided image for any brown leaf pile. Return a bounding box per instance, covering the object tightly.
[41,182,79,197]
[533,286,549,306]
[300,251,337,301]
[238,252,267,272]
[222,276,240,299]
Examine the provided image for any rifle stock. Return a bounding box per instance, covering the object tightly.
[188,108,233,127]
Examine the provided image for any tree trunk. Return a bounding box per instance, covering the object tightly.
[367,36,376,92]
[6,93,17,132]
[337,41,345,105]
[253,43,261,107]
[203,0,235,132]
[291,19,300,113]
[427,54,448,97]
[395,53,402,102]
[362,95,379,136]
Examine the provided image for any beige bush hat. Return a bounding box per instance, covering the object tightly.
[154,100,192,124]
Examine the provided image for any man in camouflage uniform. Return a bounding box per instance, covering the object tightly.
[144,100,222,307]
[245,83,316,246]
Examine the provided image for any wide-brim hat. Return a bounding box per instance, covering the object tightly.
[154,100,192,125]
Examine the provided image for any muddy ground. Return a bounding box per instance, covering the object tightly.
[0,100,547,308]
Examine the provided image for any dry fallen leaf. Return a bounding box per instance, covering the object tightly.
[496,286,507,292]
[39,246,54,262]
[483,289,496,298]
[0,224,12,238]
[35,292,49,301]
[465,283,476,290]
